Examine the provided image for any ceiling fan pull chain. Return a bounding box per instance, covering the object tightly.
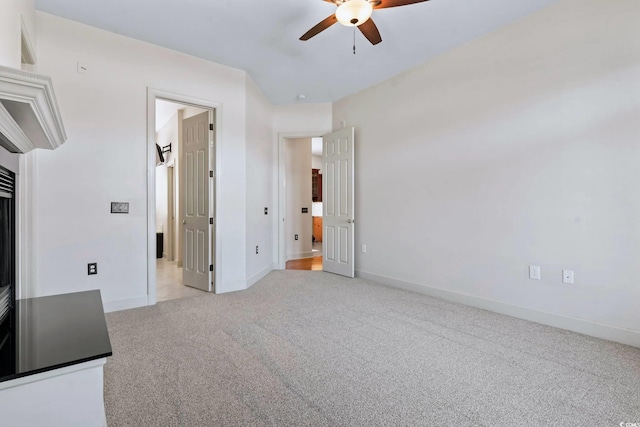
[353,26,356,55]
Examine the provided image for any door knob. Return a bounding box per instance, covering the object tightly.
[347,219,353,224]
[181,220,186,225]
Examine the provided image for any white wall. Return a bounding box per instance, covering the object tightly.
[285,138,312,259]
[0,0,35,69]
[333,0,640,344]
[182,106,205,120]
[245,76,273,285]
[273,104,332,134]
[20,0,36,67]
[155,165,167,234]
[33,12,249,306]
[311,155,322,173]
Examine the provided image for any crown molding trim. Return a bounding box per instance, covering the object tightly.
[0,65,67,153]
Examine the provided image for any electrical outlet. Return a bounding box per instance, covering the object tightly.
[295,234,298,240]
[529,265,541,280]
[361,244,367,253]
[563,270,574,284]
[256,245,259,254]
[88,263,97,275]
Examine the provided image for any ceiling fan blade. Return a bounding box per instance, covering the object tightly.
[373,0,430,9]
[300,14,339,40]
[358,18,382,45]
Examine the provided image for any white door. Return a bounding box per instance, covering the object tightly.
[182,111,211,291]
[322,127,355,277]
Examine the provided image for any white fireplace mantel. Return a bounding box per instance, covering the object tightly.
[0,65,67,154]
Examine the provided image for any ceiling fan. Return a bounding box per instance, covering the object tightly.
[300,0,430,46]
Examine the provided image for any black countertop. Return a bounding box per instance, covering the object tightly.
[0,290,112,383]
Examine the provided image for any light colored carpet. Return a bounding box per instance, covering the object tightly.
[104,270,640,426]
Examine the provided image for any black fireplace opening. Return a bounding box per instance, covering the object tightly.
[0,165,15,376]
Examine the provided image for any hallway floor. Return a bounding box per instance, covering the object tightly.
[286,256,323,270]
[286,241,323,271]
[156,258,207,302]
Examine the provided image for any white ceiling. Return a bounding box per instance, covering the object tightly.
[34,0,558,105]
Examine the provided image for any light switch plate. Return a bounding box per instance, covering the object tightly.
[111,202,129,214]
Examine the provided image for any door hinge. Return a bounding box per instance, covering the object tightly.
[209,171,213,178]
[209,265,213,272]
[209,123,214,131]
[209,217,213,225]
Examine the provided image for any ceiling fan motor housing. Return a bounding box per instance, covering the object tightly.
[336,0,374,27]
[300,0,429,45]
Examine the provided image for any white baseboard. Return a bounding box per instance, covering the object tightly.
[215,279,246,294]
[103,296,148,313]
[286,252,315,261]
[246,266,273,288]
[356,270,640,348]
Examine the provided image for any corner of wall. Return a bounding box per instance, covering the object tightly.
[246,266,273,289]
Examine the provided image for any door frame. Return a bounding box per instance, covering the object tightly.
[166,161,174,261]
[277,130,330,269]
[147,88,221,305]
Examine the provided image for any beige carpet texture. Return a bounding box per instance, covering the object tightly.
[104,270,640,426]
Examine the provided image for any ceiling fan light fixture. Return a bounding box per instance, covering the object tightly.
[335,0,373,27]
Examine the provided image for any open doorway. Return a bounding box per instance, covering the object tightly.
[278,128,356,277]
[283,137,323,271]
[150,95,216,303]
